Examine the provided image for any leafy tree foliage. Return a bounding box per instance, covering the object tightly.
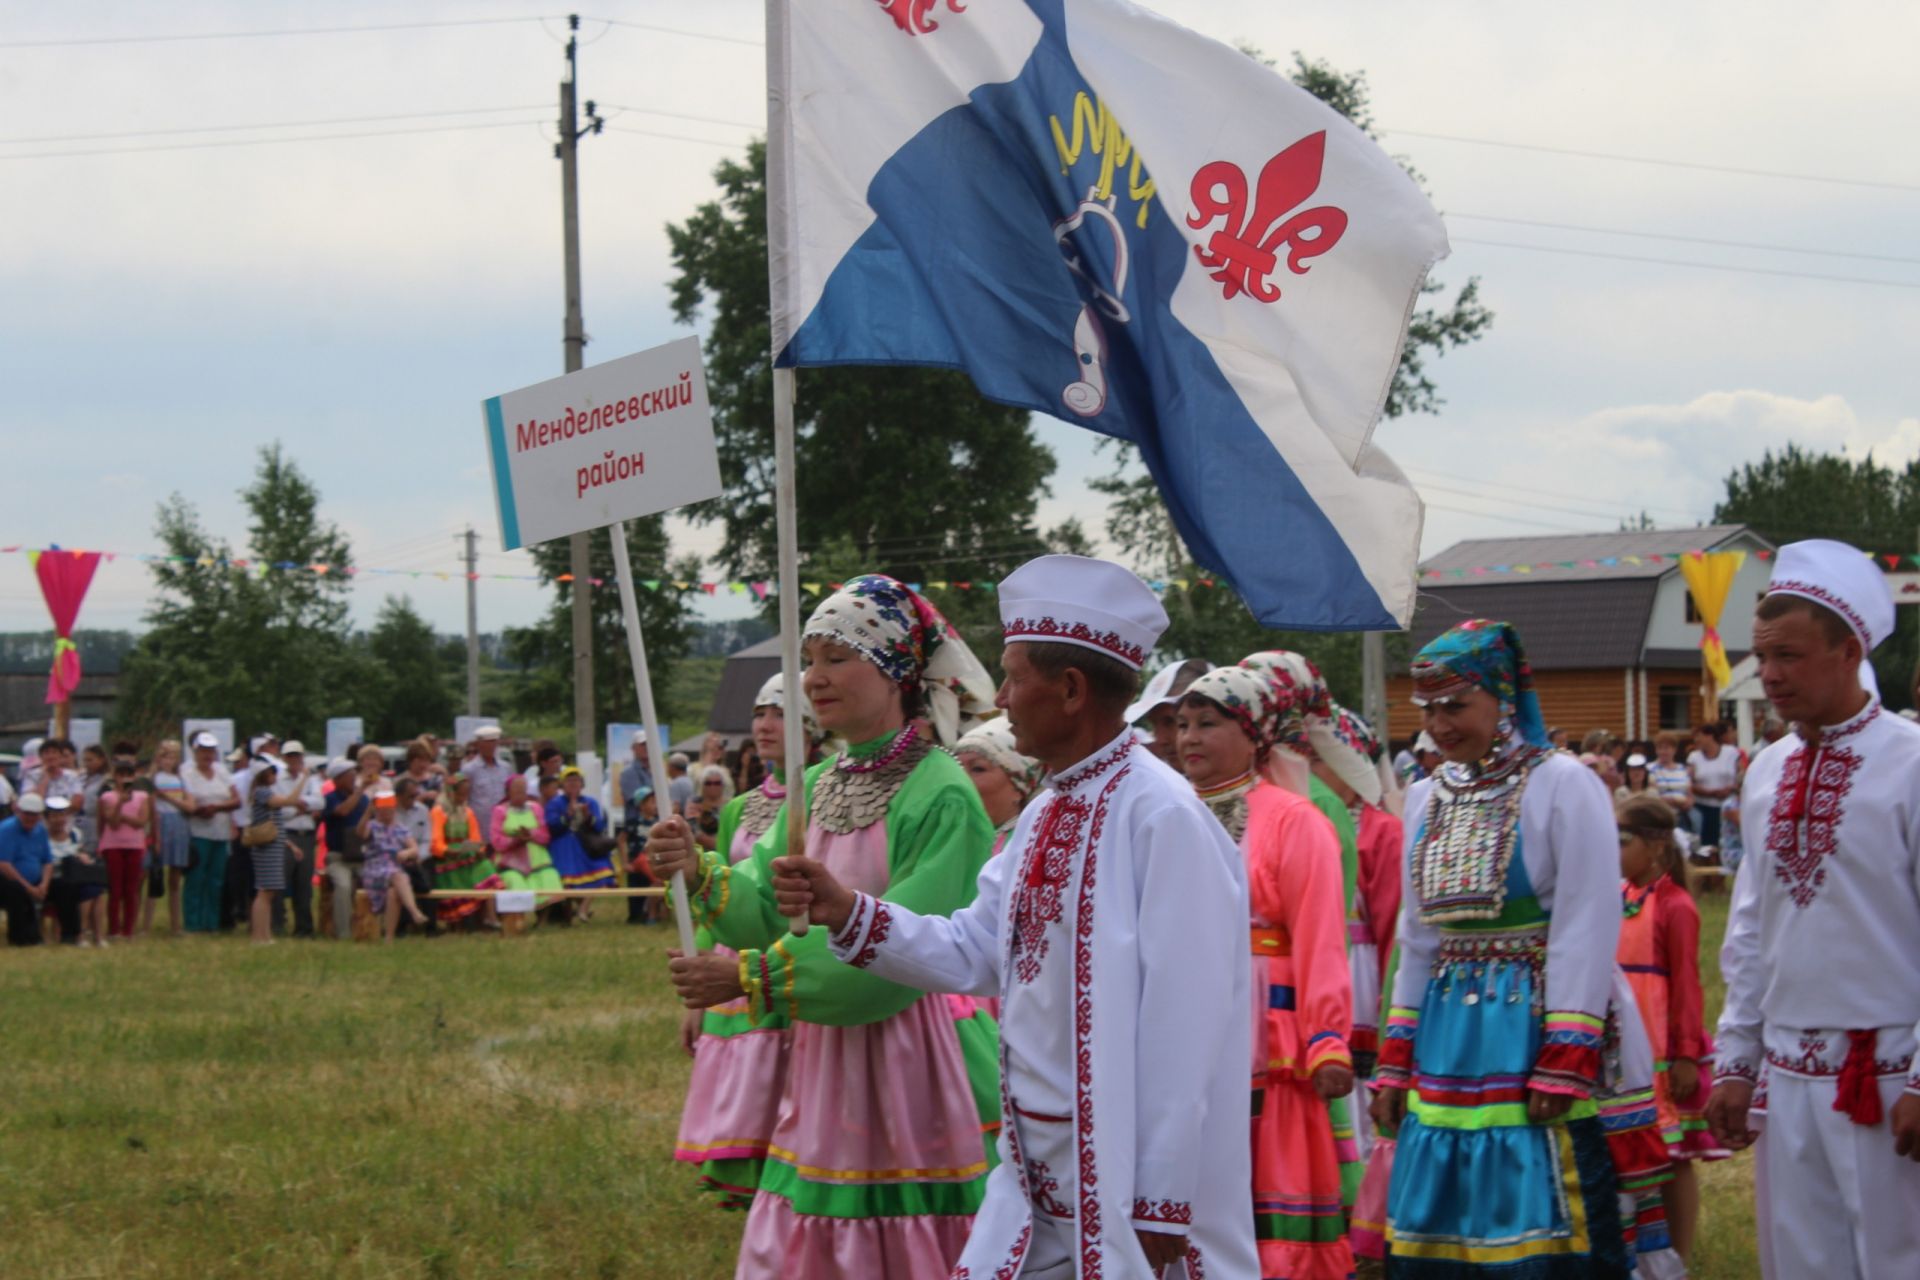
[1092,52,1493,683]
[114,445,371,744]
[667,141,1062,627]
[1715,444,1919,710]
[501,520,700,743]
[363,595,455,742]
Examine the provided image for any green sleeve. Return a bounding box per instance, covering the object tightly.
[1309,776,1360,920]
[732,751,996,1028]
[695,793,751,951]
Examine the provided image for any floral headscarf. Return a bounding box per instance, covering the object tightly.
[1239,650,1382,805]
[1409,620,1548,750]
[1184,665,1287,754]
[803,574,995,746]
[953,717,1045,800]
[1329,702,1381,760]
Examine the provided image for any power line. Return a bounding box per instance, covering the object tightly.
[1452,236,1920,290]
[1423,501,1607,533]
[0,15,558,49]
[1401,464,1701,520]
[603,125,751,149]
[1414,479,1648,526]
[1446,212,1920,267]
[1383,127,1920,195]
[593,17,763,49]
[0,104,552,147]
[603,104,761,132]
[0,117,547,162]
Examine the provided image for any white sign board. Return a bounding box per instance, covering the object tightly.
[183,719,235,755]
[1888,572,1920,604]
[482,336,722,551]
[325,717,364,764]
[454,716,500,748]
[53,717,103,751]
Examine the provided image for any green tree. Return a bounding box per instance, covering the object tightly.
[667,142,1061,619]
[501,520,700,744]
[363,595,455,741]
[1714,444,1920,711]
[1091,52,1493,680]
[114,445,371,744]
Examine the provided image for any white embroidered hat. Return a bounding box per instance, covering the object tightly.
[1124,657,1213,724]
[1767,539,1894,651]
[998,554,1168,671]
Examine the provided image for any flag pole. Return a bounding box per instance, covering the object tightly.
[609,520,699,957]
[767,0,810,936]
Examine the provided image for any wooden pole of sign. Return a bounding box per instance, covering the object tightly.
[767,0,810,937]
[609,521,700,957]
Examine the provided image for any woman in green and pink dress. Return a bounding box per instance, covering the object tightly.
[653,576,1000,1280]
[673,672,816,1208]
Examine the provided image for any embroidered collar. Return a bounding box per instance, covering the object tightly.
[1192,770,1256,803]
[1051,729,1136,797]
[1799,695,1880,748]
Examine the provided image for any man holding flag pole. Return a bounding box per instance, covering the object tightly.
[670,0,1452,1273]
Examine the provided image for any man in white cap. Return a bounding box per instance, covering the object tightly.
[771,554,1256,1280]
[459,726,515,831]
[271,741,324,937]
[1126,657,1213,772]
[0,793,54,946]
[1707,538,1920,1275]
[619,729,654,808]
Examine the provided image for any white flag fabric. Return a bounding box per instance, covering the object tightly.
[768,0,1449,628]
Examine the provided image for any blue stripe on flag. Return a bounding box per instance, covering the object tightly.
[484,396,521,550]
[779,0,1394,628]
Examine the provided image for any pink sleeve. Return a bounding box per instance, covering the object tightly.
[488,806,513,853]
[1276,807,1355,1072]
[1361,809,1403,969]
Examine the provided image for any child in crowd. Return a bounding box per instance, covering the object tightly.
[45,796,108,946]
[621,786,661,925]
[97,759,154,942]
[1649,732,1693,824]
[1615,795,1724,1266]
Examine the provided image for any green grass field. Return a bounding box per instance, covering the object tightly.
[0,892,1758,1278]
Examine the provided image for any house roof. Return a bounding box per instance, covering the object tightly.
[705,636,784,736]
[1406,578,1662,670]
[1419,525,1765,586]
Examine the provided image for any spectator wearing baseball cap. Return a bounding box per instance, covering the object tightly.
[0,793,54,946]
[181,732,243,933]
[320,756,371,941]
[459,725,515,833]
[271,742,324,938]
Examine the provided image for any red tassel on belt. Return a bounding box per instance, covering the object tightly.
[1833,1029,1885,1126]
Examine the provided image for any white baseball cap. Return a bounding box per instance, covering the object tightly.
[281,740,306,756]
[45,795,71,812]
[473,725,503,741]
[190,731,221,750]
[16,793,46,814]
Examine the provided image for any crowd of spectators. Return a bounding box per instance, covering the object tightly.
[0,726,758,948]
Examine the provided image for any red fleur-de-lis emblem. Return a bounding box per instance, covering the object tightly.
[1186,131,1349,303]
[877,0,966,35]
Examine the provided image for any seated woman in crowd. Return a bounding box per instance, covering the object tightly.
[487,775,563,896]
[431,775,499,930]
[546,765,616,916]
[358,789,429,942]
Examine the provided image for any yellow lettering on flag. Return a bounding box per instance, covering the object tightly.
[1048,92,1157,228]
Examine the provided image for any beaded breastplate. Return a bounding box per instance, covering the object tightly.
[812,731,933,834]
[736,781,786,849]
[1412,747,1543,924]
[1196,772,1257,844]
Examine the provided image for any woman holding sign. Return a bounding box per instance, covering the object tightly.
[650,576,1000,1280]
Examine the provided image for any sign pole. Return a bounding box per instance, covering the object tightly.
[608,521,698,957]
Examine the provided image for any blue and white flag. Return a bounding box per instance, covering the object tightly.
[768,0,1449,629]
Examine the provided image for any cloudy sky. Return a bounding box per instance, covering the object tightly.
[4,0,1917,637]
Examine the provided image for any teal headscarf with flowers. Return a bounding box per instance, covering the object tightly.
[1409,619,1549,750]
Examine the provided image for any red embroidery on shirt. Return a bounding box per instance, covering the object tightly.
[1074,761,1129,1279]
[1185,1244,1208,1278]
[1763,1033,1913,1079]
[1767,733,1865,908]
[1002,616,1147,668]
[1029,1160,1074,1219]
[1131,1198,1193,1226]
[850,900,893,971]
[1011,795,1088,984]
[1768,580,1870,647]
[1054,737,1136,797]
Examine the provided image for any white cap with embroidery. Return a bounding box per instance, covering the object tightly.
[1767,538,1895,651]
[998,554,1168,672]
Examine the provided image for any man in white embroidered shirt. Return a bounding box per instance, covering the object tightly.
[1707,538,1920,1277]
[772,554,1256,1280]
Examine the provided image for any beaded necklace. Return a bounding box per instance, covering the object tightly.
[1621,879,1658,919]
[814,727,931,834]
[836,723,919,774]
[1412,735,1545,925]
[736,770,789,847]
[1195,770,1256,844]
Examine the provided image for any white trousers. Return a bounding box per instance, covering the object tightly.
[1759,1069,1920,1279]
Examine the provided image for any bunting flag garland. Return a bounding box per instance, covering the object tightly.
[5,542,1913,601]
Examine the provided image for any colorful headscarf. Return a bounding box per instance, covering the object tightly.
[1409,619,1548,749]
[1184,665,1288,754]
[753,672,825,742]
[804,574,995,745]
[1240,650,1382,805]
[1328,702,1380,760]
[953,717,1045,800]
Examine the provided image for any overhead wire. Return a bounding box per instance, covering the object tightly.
[0,104,554,147]
[0,15,561,49]
[1451,237,1920,290]
[0,117,548,162]
[1445,212,1920,268]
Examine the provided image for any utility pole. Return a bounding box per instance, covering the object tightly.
[460,526,481,716]
[557,13,603,755]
